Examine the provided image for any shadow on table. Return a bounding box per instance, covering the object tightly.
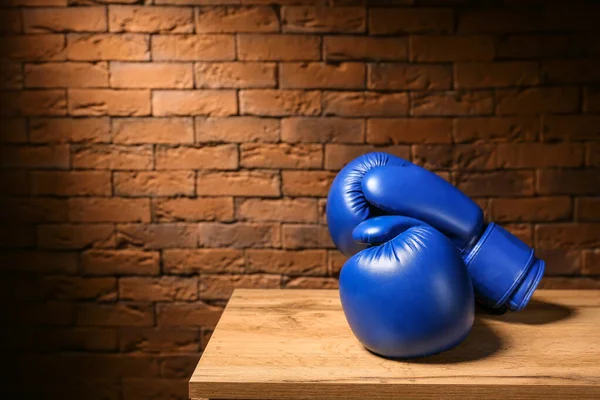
[479,299,576,325]
[404,318,503,364]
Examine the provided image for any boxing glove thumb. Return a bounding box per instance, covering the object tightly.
[339,216,474,359]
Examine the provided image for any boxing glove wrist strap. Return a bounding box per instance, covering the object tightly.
[463,223,545,311]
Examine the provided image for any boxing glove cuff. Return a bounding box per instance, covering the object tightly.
[463,223,545,312]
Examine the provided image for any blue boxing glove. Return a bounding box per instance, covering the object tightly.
[327,152,545,312]
[340,215,474,358]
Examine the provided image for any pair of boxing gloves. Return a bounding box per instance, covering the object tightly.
[327,152,545,359]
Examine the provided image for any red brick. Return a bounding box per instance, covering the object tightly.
[576,198,600,221]
[496,87,579,115]
[114,171,195,197]
[248,249,327,275]
[455,62,539,89]
[199,274,281,300]
[197,170,280,197]
[115,223,198,249]
[501,33,600,60]
[41,276,117,301]
[240,143,322,169]
[162,249,244,274]
[282,224,334,249]
[72,144,152,170]
[504,223,533,247]
[198,222,280,248]
[237,198,318,223]
[323,36,408,61]
[119,328,200,353]
[0,198,68,223]
[195,6,279,33]
[584,87,600,113]
[0,89,66,116]
[368,63,451,90]
[328,250,347,276]
[77,303,154,327]
[120,276,198,301]
[282,6,365,33]
[490,197,571,223]
[452,144,499,171]
[0,118,25,143]
[583,251,600,275]
[454,117,539,143]
[23,7,107,33]
[282,117,364,143]
[0,250,78,274]
[153,90,237,116]
[1,144,69,169]
[411,144,453,170]
[0,62,23,89]
[0,225,35,248]
[537,169,600,195]
[155,144,238,170]
[455,171,534,197]
[6,302,73,326]
[370,8,453,34]
[196,117,279,143]
[195,62,276,88]
[323,91,408,117]
[24,62,108,88]
[123,379,189,400]
[68,198,151,223]
[154,197,234,222]
[159,355,201,378]
[0,170,28,195]
[82,249,160,275]
[156,302,223,327]
[240,89,320,116]
[0,34,65,61]
[38,328,118,352]
[67,34,149,61]
[68,89,150,116]
[109,5,193,33]
[539,277,600,290]
[30,117,110,143]
[283,276,338,289]
[411,91,493,116]
[536,223,600,249]
[282,170,336,196]
[410,35,494,62]
[367,118,452,144]
[280,62,364,89]
[38,224,115,249]
[542,115,600,142]
[460,6,600,34]
[237,34,321,61]
[325,144,409,170]
[543,60,600,84]
[496,143,584,168]
[112,117,193,144]
[0,9,22,34]
[31,171,110,195]
[152,34,234,61]
[536,249,581,276]
[458,9,541,34]
[9,0,66,4]
[110,62,193,88]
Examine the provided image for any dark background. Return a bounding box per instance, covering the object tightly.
[1,0,599,399]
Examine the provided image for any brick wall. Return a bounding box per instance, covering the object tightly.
[1,0,599,399]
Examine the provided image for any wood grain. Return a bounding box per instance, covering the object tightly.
[190,289,600,400]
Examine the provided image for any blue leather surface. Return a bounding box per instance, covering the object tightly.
[327,152,545,311]
[340,216,474,358]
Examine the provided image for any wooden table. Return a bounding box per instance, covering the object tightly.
[190,289,600,400]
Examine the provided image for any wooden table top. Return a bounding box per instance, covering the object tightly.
[190,289,600,400]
